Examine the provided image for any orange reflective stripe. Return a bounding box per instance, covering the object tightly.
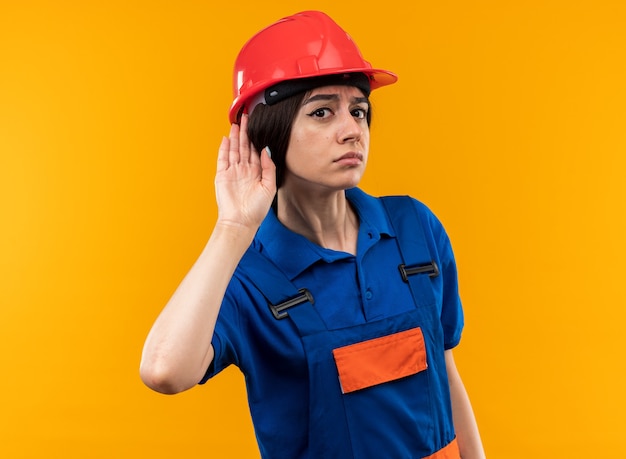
[332,327,427,394]
[423,438,460,459]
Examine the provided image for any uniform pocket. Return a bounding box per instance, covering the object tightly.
[332,327,427,394]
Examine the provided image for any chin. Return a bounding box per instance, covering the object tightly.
[336,178,363,191]
[343,171,365,188]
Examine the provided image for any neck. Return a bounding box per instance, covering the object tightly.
[276,188,359,255]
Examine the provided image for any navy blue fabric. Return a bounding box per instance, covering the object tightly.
[201,188,464,458]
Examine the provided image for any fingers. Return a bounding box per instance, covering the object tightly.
[219,114,260,166]
[238,114,253,163]
[228,122,241,164]
[216,135,229,172]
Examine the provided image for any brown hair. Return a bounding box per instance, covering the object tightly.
[247,93,305,189]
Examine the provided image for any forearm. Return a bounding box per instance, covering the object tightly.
[140,222,256,394]
[445,350,486,459]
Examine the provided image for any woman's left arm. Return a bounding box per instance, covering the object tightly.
[445,349,486,459]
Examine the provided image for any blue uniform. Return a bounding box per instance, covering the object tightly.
[201,188,464,459]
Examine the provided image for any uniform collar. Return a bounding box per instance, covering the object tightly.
[254,188,395,280]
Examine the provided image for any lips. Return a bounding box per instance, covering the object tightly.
[334,152,363,163]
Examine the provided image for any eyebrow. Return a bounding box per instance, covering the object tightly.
[302,93,369,106]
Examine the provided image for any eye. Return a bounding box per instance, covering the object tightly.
[307,107,332,118]
[351,107,368,119]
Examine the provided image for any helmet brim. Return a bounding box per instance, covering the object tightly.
[228,68,397,124]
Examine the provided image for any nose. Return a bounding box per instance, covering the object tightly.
[338,112,363,144]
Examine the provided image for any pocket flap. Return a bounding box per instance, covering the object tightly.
[332,327,427,394]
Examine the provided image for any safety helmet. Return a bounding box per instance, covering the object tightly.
[229,10,398,123]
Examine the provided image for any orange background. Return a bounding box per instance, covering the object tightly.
[1,1,625,457]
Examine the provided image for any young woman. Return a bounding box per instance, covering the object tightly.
[141,10,485,459]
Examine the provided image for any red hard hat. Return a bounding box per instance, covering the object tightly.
[229,10,398,123]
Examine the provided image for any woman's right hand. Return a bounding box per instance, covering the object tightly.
[141,117,276,395]
[215,114,276,230]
